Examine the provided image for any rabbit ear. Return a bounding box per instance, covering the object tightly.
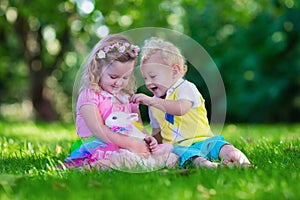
[127,113,138,122]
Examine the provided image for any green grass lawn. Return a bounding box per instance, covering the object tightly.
[0,121,299,200]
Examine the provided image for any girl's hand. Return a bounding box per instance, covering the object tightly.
[128,139,150,158]
[131,94,152,106]
[144,136,158,152]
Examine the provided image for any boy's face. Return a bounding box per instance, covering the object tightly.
[141,52,176,98]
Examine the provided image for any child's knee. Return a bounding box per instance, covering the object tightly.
[165,153,179,168]
[152,143,173,156]
[159,143,173,152]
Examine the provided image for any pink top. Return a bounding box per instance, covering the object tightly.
[76,88,139,138]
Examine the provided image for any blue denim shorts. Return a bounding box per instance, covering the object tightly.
[173,135,230,167]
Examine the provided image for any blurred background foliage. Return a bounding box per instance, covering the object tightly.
[0,0,299,123]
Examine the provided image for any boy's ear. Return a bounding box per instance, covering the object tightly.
[172,64,181,77]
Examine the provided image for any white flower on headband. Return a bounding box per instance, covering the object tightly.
[96,42,140,60]
[97,50,106,59]
[119,46,126,53]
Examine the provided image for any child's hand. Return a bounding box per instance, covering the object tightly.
[128,139,150,158]
[144,136,158,152]
[131,94,152,106]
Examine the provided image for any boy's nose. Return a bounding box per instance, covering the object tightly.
[145,79,152,85]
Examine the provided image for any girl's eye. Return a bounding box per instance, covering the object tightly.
[110,75,118,79]
[123,76,129,80]
[150,75,156,79]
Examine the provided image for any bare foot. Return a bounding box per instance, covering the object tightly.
[219,145,251,167]
[193,156,218,168]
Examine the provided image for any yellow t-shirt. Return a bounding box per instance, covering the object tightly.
[149,79,213,146]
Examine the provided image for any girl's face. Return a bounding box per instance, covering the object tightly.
[141,52,177,98]
[100,60,134,94]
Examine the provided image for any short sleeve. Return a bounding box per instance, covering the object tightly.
[130,102,139,112]
[77,88,100,110]
[177,81,202,108]
[148,106,160,128]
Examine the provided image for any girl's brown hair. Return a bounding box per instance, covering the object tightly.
[81,34,138,94]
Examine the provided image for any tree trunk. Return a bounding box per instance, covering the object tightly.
[29,64,58,121]
[15,16,58,121]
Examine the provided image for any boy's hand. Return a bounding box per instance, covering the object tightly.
[131,94,152,106]
[144,136,158,152]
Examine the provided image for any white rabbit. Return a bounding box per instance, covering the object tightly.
[105,111,146,140]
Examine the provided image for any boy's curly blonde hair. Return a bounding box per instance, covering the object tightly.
[141,37,187,76]
[81,34,138,95]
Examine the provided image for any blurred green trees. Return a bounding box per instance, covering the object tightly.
[0,0,299,123]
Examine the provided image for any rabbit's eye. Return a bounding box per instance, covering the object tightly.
[112,116,117,120]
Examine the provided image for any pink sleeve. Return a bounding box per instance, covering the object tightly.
[130,102,139,112]
[77,89,99,109]
[76,89,102,138]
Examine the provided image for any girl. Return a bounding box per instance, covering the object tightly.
[64,34,175,171]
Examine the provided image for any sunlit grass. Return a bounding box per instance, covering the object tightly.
[0,121,76,142]
[0,121,299,199]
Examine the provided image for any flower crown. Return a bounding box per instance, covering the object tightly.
[96,42,140,59]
